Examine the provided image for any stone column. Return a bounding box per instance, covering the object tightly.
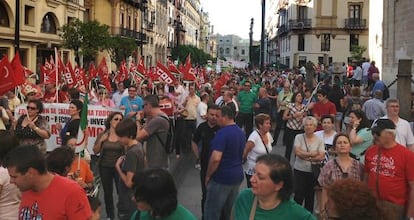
[397,59,412,120]
[305,61,315,90]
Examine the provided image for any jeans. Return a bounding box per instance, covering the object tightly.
[99,166,120,219]
[236,112,253,138]
[273,110,286,145]
[204,180,241,220]
[293,169,317,213]
[283,128,303,160]
[183,119,196,153]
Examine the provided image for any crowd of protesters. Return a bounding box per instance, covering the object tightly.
[0,59,414,220]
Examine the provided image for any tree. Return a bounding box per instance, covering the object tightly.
[107,36,138,65]
[60,19,111,65]
[171,45,213,65]
[350,45,367,62]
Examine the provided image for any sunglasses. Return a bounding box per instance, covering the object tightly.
[27,106,37,110]
[113,117,123,121]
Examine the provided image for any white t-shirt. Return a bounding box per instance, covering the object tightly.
[243,130,273,175]
[314,130,337,146]
[362,62,370,76]
[293,134,325,172]
[0,167,20,220]
[196,102,208,127]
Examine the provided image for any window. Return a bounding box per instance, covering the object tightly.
[24,5,35,26]
[0,48,8,60]
[40,12,57,34]
[241,49,245,55]
[349,4,361,19]
[225,48,230,54]
[298,6,307,20]
[350,34,359,51]
[67,17,75,25]
[0,2,9,27]
[298,34,305,51]
[219,47,224,55]
[321,34,330,51]
[120,13,124,28]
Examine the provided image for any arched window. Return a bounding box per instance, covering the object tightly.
[0,2,10,27]
[41,12,57,34]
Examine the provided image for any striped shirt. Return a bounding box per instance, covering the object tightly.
[286,103,305,130]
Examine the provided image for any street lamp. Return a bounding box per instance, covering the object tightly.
[14,0,20,52]
[195,29,198,47]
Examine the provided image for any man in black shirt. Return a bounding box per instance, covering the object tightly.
[191,105,220,220]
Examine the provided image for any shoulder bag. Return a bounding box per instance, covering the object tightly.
[303,134,322,179]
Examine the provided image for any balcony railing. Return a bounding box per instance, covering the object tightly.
[344,18,367,29]
[112,27,147,44]
[277,24,289,35]
[288,19,312,30]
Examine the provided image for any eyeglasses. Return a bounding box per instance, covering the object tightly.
[27,106,37,110]
[113,117,122,121]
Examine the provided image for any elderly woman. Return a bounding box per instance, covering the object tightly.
[232,154,315,220]
[13,99,50,154]
[324,179,383,220]
[283,91,306,160]
[243,113,273,188]
[132,169,197,220]
[348,110,373,163]
[93,112,124,220]
[293,116,325,213]
[318,134,364,213]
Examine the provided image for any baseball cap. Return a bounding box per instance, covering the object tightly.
[371,119,396,135]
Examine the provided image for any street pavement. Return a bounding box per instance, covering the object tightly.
[99,132,287,220]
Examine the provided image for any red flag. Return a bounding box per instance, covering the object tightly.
[21,81,43,98]
[199,67,206,85]
[10,52,25,85]
[155,62,177,84]
[97,58,112,93]
[168,59,181,74]
[57,55,66,75]
[23,66,33,78]
[63,61,77,88]
[74,65,87,94]
[0,56,18,95]
[86,62,96,85]
[115,60,128,83]
[130,60,137,73]
[137,57,147,76]
[41,57,57,84]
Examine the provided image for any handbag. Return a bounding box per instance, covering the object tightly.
[303,134,322,179]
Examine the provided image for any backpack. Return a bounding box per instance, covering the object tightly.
[154,115,174,154]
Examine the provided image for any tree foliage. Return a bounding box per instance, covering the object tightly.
[351,45,367,62]
[107,36,138,64]
[171,45,213,65]
[60,19,111,65]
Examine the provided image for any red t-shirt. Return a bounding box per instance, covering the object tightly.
[312,101,337,130]
[364,143,414,206]
[19,175,92,220]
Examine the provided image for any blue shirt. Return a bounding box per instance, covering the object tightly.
[120,96,144,116]
[371,80,385,96]
[210,124,246,184]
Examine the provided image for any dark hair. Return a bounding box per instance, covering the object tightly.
[46,146,74,176]
[105,112,124,130]
[70,99,83,115]
[321,115,335,124]
[256,154,293,201]
[3,145,47,174]
[144,94,160,107]
[316,89,327,97]
[290,91,304,103]
[207,104,220,111]
[68,88,80,100]
[349,110,370,132]
[0,130,18,163]
[115,118,137,139]
[332,133,350,150]
[220,105,236,120]
[134,169,177,217]
[326,179,382,219]
[28,99,44,113]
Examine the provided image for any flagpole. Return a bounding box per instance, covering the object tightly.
[54,47,59,103]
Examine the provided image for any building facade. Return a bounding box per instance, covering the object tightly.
[276,0,369,68]
[0,0,85,72]
[216,34,250,63]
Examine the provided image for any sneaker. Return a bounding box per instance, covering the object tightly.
[195,159,201,170]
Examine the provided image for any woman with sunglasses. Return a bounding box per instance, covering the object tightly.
[93,112,124,220]
[97,89,115,108]
[318,134,364,214]
[13,99,50,154]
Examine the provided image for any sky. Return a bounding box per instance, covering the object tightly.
[200,0,262,41]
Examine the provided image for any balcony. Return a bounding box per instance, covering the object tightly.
[147,22,154,31]
[113,27,147,45]
[344,18,367,30]
[277,24,289,36]
[288,19,312,30]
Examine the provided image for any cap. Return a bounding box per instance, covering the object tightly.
[371,119,396,134]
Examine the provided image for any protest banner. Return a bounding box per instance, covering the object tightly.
[15,103,123,154]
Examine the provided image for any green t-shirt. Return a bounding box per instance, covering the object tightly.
[351,128,373,159]
[135,204,197,220]
[233,189,316,220]
[237,90,257,113]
